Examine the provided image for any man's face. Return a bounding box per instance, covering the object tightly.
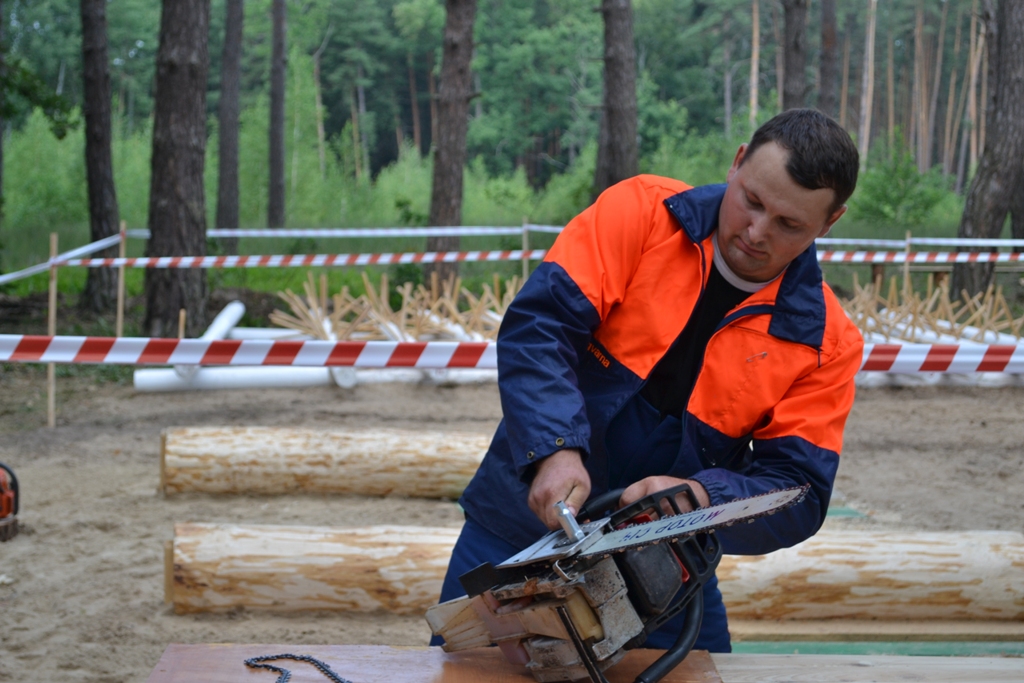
[718,141,846,282]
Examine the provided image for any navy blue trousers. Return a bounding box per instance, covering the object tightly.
[431,516,731,652]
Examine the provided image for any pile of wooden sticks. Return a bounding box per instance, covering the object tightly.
[270,272,522,342]
[841,273,1024,342]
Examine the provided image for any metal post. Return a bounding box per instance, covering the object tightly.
[521,220,530,282]
[115,221,127,338]
[47,233,58,429]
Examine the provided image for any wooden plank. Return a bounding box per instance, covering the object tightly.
[711,653,1024,683]
[717,530,1024,621]
[169,523,460,614]
[146,644,721,683]
[729,619,1024,642]
[160,427,489,497]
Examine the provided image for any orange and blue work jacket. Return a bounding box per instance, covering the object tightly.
[461,175,864,556]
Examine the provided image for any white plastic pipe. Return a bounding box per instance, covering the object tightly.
[134,367,333,392]
[200,301,247,340]
[227,327,313,340]
[173,301,246,380]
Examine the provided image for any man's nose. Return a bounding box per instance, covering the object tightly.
[747,215,770,244]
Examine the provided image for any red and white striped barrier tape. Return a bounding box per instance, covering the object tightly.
[817,251,1024,264]
[0,335,497,368]
[859,343,1024,373]
[50,250,1024,269]
[4,335,1024,373]
[59,249,549,269]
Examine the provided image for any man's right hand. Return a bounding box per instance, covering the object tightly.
[527,448,591,530]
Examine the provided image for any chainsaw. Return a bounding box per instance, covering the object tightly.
[426,483,807,683]
[0,462,18,542]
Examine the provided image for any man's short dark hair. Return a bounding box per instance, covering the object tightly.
[743,109,859,214]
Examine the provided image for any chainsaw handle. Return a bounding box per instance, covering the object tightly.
[577,483,703,524]
[575,488,625,522]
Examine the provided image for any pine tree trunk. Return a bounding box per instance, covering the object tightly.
[723,16,733,137]
[911,1,924,168]
[313,28,331,179]
[818,0,838,117]
[771,1,785,112]
[952,0,1024,296]
[426,0,476,285]
[408,57,422,154]
[592,0,639,198]
[144,0,210,338]
[268,0,286,228]
[967,0,981,174]
[858,0,878,166]
[943,6,964,177]
[781,0,808,110]
[925,1,947,172]
[79,0,120,313]
[357,64,371,175]
[215,0,242,252]
[427,50,439,149]
[749,0,760,130]
[887,24,895,151]
[839,13,853,129]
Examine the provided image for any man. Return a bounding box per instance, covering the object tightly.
[435,109,864,652]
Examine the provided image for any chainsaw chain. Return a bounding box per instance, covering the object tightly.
[244,654,356,683]
[578,485,809,560]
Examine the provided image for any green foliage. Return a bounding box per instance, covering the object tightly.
[2,109,89,269]
[848,149,951,227]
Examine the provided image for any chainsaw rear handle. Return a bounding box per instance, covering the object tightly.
[633,589,703,683]
[0,462,18,516]
[577,483,702,524]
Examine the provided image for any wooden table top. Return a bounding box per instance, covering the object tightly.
[146,644,720,683]
[145,644,1023,683]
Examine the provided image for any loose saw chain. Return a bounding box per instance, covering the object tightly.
[244,654,356,683]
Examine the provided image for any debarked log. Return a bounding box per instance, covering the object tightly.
[717,530,1024,621]
[168,526,1024,623]
[160,426,491,497]
[167,523,461,614]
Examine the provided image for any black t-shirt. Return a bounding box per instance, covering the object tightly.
[640,262,752,419]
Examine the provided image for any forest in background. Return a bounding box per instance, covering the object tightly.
[0,0,997,294]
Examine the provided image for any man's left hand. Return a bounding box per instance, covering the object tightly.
[619,476,711,513]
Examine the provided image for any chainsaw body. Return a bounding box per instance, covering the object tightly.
[427,485,723,683]
[0,462,19,542]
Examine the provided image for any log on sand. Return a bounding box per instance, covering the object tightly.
[718,530,1024,621]
[168,526,1024,625]
[160,427,490,497]
[167,523,461,614]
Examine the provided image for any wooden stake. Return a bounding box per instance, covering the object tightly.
[178,309,187,339]
[903,230,912,297]
[115,221,127,338]
[47,233,58,429]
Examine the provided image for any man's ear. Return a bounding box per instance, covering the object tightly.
[726,144,748,182]
[819,205,847,237]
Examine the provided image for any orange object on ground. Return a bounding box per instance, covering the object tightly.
[0,462,19,542]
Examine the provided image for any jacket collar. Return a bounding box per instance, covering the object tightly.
[663,183,826,349]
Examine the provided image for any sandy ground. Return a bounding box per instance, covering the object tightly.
[0,369,1022,683]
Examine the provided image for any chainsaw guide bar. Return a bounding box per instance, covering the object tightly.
[498,485,808,569]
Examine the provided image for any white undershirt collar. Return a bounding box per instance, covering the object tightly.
[711,232,781,293]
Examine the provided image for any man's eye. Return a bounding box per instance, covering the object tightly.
[746,195,762,208]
